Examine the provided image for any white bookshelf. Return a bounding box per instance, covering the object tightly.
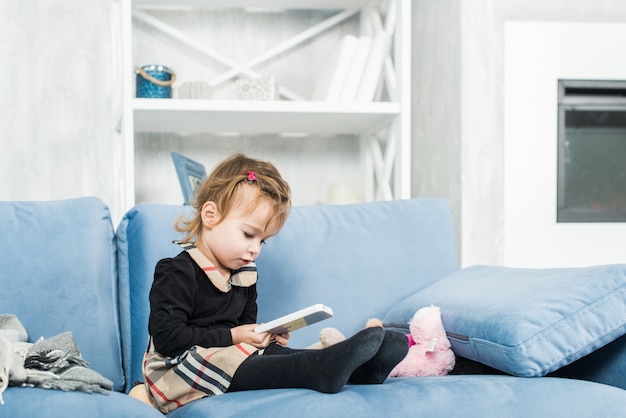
[115,0,411,221]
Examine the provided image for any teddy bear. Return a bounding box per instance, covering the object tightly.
[306,327,346,349]
[307,305,455,377]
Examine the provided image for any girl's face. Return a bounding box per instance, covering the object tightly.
[197,187,281,277]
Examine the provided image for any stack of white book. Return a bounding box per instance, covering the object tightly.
[311,31,392,103]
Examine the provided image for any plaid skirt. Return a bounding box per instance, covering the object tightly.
[143,339,257,413]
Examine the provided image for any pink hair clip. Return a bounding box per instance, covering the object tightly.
[247,170,257,183]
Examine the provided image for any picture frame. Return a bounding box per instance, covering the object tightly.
[171,152,206,205]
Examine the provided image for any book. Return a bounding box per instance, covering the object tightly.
[311,35,358,101]
[354,30,392,102]
[254,304,334,334]
[338,36,372,102]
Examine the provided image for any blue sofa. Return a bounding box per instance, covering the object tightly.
[2,196,626,417]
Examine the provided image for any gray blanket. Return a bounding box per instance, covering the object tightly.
[0,314,113,405]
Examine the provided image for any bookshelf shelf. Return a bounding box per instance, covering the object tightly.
[132,0,375,10]
[116,0,411,221]
[133,99,399,135]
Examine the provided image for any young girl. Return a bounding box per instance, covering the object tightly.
[134,153,408,413]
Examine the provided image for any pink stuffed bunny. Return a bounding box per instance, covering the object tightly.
[389,305,455,377]
[307,306,455,377]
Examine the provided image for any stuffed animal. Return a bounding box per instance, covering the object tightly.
[388,305,455,377]
[306,327,346,349]
[307,306,455,377]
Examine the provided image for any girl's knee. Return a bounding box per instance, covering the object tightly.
[129,384,154,408]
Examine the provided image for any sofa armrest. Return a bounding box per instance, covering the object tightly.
[0,197,125,391]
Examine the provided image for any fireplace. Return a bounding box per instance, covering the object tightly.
[503,22,626,267]
[557,79,626,222]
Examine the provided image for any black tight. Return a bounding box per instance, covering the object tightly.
[228,328,408,394]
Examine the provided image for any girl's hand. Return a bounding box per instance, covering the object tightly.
[272,332,290,347]
[231,324,273,348]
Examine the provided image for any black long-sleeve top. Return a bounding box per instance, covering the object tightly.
[148,251,258,357]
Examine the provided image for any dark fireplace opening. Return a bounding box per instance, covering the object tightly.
[557,79,626,222]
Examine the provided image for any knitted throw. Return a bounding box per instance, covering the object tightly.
[0,314,113,405]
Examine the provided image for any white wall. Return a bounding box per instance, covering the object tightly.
[504,21,626,267]
[0,1,118,207]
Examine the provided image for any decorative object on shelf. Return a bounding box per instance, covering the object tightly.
[171,152,206,205]
[235,76,277,101]
[136,64,176,99]
[177,81,212,100]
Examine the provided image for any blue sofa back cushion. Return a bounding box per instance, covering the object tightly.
[117,198,458,388]
[0,197,124,390]
[384,264,626,377]
[254,198,458,348]
[116,203,193,389]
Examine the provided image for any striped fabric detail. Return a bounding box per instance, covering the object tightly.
[143,339,257,413]
[172,349,231,396]
[174,241,257,292]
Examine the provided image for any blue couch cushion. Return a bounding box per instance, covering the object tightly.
[0,197,124,391]
[165,375,626,418]
[1,387,164,418]
[384,264,626,377]
[550,331,626,390]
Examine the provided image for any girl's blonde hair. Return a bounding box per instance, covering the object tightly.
[176,153,292,243]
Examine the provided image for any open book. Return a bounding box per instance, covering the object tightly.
[254,304,333,334]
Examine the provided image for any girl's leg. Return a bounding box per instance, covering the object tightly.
[267,329,409,384]
[228,327,384,394]
[233,328,409,387]
[348,330,409,384]
[269,329,409,384]
[128,384,154,407]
